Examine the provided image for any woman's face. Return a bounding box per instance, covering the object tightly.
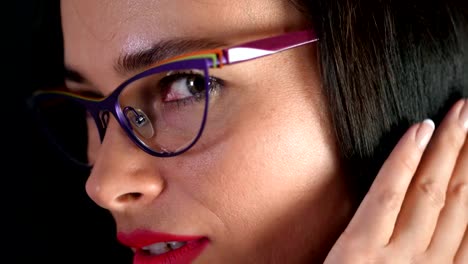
[61,0,353,263]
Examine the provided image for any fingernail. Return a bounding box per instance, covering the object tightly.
[416,119,435,150]
[459,99,468,132]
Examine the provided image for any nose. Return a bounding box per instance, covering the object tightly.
[85,118,165,212]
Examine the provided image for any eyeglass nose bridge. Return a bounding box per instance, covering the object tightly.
[123,106,155,139]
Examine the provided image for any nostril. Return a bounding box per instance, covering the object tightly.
[116,192,143,203]
[86,165,165,210]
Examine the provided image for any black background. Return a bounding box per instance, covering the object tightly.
[8,1,133,263]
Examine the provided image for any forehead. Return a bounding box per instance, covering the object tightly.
[61,0,300,37]
[61,0,306,50]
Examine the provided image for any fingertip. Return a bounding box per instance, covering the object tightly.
[458,98,468,132]
[422,118,435,130]
[416,119,435,150]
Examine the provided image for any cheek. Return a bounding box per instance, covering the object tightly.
[187,92,348,261]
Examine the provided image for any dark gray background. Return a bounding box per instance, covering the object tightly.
[8,1,133,263]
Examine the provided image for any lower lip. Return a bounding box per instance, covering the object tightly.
[134,238,209,264]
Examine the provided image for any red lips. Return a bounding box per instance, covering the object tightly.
[117,230,209,264]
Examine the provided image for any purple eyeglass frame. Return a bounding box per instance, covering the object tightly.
[33,30,318,160]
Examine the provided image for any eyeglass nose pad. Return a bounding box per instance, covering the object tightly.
[123,107,155,139]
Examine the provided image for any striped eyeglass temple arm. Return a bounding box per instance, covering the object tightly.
[223,30,318,65]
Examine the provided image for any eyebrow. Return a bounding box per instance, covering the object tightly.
[64,38,226,83]
[115,38,226,75]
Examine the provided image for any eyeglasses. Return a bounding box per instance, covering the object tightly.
[31,30,318,167]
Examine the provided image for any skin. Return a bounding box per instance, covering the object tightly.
[60,0,468,263]
[61,0,353,263]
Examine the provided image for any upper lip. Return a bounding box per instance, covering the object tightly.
[117,229,206,249]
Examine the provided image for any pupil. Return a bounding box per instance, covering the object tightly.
[187,75,205,94]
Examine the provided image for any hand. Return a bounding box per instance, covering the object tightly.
[324,99,468,264]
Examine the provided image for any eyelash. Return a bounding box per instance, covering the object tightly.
[159,71,225,105]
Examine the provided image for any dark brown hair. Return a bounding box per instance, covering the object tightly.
[294,0,468,200]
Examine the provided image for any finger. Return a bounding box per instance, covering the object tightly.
[342,119,435,247]
[427,138,468,259]
[391,99,468,252]
[455,227,468,264]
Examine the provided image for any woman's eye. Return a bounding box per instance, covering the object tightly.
[160,73,223,103]
[163,74,205,102]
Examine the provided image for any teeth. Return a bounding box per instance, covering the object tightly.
[168,241,186,250]
[143,242,170,255]
[142,241,187,255]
